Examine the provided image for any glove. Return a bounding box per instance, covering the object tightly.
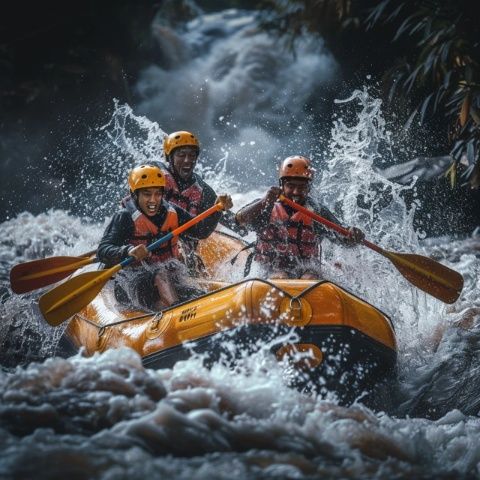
[216,194,233,210]
[128,244,151,261]
[264,186,282,205]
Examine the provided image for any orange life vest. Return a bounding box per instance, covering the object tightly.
[254,201,320,265]
[164,170,204,215]
[125,198,180,263]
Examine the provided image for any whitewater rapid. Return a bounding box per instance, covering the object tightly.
[1,87,480,478]
[1,6,479,475]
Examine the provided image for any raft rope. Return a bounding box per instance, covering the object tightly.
[72,278,394,335]
[75,311,159,337]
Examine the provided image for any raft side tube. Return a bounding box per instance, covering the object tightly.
[64,278,396,360]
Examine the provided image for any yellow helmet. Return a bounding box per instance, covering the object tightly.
[163,131,200,156]
[279,156,314,181]
[128,165,166,193]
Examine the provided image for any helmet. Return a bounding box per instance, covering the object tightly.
[279,156,314,181]
[128,165,166,193]
[163,131,200,156]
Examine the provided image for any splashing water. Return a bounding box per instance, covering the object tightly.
[0,87,479,478]
[306,90,453,360]
[93,102,242,209]
[136,8,339,176]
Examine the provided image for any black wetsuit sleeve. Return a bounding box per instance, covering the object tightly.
[236,198,274,232]
[204,185,249,236]
[196,179,222,235]
[97,211,134,266]
[220,210,249,236]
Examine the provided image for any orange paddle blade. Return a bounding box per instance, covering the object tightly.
[10,255,96,294]
[383,251,464,304]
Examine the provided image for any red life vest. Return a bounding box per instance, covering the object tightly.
[164,170,204,215]
[254,201,320,265]
[126,198,180,263]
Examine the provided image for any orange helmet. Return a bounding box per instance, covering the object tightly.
[163,131,200,156]
[128,165,166,193]
[278,155,314,181]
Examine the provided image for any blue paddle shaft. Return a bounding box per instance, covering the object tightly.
[119,232,174,268]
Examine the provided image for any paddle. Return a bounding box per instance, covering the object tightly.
[279,195,464,304]
[10,250,97,294]
[39,203,224,326]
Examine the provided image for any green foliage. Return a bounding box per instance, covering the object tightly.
[264,0,480,188]
[368,0,480,188]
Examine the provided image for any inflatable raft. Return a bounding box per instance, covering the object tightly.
[59,231,397,403]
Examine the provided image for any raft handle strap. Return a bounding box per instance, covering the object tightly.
[289,297,302,311]
[229,242,255,266]
[149,312,164,331]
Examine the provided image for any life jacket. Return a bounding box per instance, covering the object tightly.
[164,169,204,216]
[124,197,180,263]
[254,201,320,265]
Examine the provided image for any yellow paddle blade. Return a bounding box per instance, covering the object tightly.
[39,267,119,326]
[383,251,464,304]
[10,256,95,294]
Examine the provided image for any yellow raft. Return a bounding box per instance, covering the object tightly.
[60,231,397,402]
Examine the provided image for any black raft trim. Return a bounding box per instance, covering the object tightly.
[141,323,397,371]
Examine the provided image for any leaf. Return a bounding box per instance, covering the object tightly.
[461,161,480,189]
[466,139,475,165]
[433,87,446,113]
[386,3,405,22]
[444,161,457,188]
[388,79,399,103]
[440,40,453,64]
[459,92,471,126]
[450,140,465,160]
[443,70,453,90]
[420,92,434,123]
[393,15,415,41]
[404,108,418,131]
[461,164,475,180]
[404,65,423,95]
[366,0,392,26]
[470,107,480,125]
[424,16,433,38]
[470,162,480,189]
[465,65,473,83]
[423,49,438,76]
[409,19,425,37]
